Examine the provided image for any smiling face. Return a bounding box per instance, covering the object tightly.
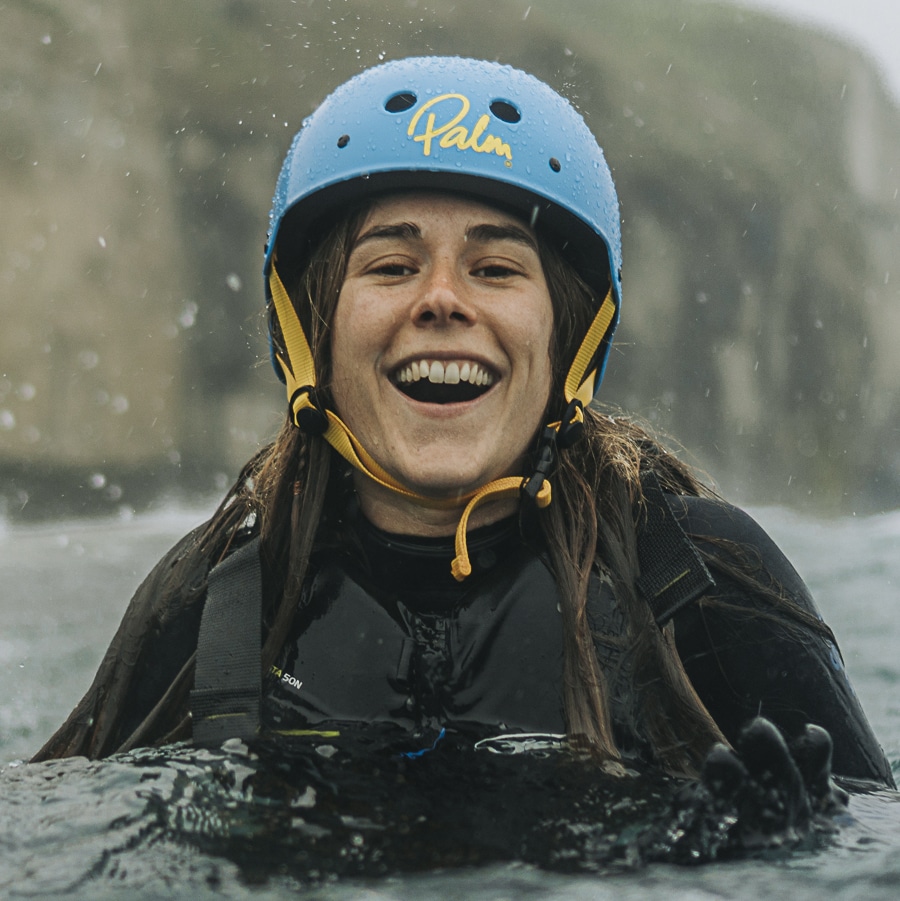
[329,192,555,533]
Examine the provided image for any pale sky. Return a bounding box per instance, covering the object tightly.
[737,0,900,104]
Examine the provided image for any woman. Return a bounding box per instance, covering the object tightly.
[33,57,893,791]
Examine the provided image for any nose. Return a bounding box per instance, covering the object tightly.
[409,260,476,327]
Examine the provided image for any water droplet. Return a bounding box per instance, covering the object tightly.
[179,301,198,329]
[79,350,99,370]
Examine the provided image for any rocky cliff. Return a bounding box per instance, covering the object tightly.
[2,0,899,516]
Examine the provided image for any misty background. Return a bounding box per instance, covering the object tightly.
[2,0,900,520]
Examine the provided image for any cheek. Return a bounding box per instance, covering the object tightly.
[518,301,554,383]
[525,306,555,418]
[331,292,373,371]
[331,289,393,365]
[329,295,359,413]
[329,291,394,419]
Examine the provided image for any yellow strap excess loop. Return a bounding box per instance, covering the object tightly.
[450,476,551,580]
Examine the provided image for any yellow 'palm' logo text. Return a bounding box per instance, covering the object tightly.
[407,94,513,165]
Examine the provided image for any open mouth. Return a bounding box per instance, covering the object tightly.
[392,359,497,405]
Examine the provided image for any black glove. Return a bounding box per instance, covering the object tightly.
[644,717,849,862]
[704,717,848,846]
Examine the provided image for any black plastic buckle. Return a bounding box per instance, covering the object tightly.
[289,385,329,435]
[557,398,585,449]
[522,424,558,503]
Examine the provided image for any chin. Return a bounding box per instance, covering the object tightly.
[391,457,490,496]
[377,434,529,497]
[404,459,520,499]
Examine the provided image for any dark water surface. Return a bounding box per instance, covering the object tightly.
[1,504,899,899]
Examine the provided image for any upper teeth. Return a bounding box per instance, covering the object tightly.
[395,360,495,387]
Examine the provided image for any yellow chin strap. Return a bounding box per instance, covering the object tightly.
[268,262,615,581]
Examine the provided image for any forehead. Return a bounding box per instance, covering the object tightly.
[359,191,536,239]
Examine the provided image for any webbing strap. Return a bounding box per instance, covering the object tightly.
[636,471,716,626]
[564,288,616,403]
[191,537,262,746]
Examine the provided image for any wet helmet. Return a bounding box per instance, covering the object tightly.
[266,55,621,403]
[264,56,623,578]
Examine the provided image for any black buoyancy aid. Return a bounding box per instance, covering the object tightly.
[190,472,714,747]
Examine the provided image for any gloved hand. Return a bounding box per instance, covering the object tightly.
[644,717,849,862]
[701,717,849,849]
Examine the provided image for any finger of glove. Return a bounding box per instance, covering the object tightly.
[790,724,849,813]
[736,717,810,832]
[790,726,832,793]
[702,742,748,802]
[737,718,802,789]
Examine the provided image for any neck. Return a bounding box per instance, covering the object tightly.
[351,470,520,537]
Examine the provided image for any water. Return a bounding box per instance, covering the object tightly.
[1,504,899,899]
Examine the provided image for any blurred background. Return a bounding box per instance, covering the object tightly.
[2,0,899,521]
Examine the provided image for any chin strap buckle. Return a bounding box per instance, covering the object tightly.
[521,399,584,505]
[521,424,558,505]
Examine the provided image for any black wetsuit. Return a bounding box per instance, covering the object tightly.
[49,489,890,786]
[263,496,893,784]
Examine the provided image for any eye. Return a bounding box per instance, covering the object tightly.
[370,261,416,277]
[473,263,520,279]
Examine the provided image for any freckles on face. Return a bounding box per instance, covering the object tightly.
[329,192,554,499]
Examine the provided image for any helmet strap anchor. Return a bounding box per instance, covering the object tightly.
[557,398,586,449]
[289,385,329,436]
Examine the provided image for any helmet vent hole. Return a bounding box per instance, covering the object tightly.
[490,100,521,123]
[549,157,562,173]
[336,134,350,148]
[385,91,417,113]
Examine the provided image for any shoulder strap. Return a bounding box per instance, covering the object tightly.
[636,470,715,626]
[190,535,262,746]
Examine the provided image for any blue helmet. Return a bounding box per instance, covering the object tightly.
[265,55,622,401]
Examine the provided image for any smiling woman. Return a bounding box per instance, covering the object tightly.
[33,59,893,818]
[331,193,555,530]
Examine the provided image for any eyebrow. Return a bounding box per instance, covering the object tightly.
[464,223,538,252]
[352,220,539,253]
[353,222,421,248]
